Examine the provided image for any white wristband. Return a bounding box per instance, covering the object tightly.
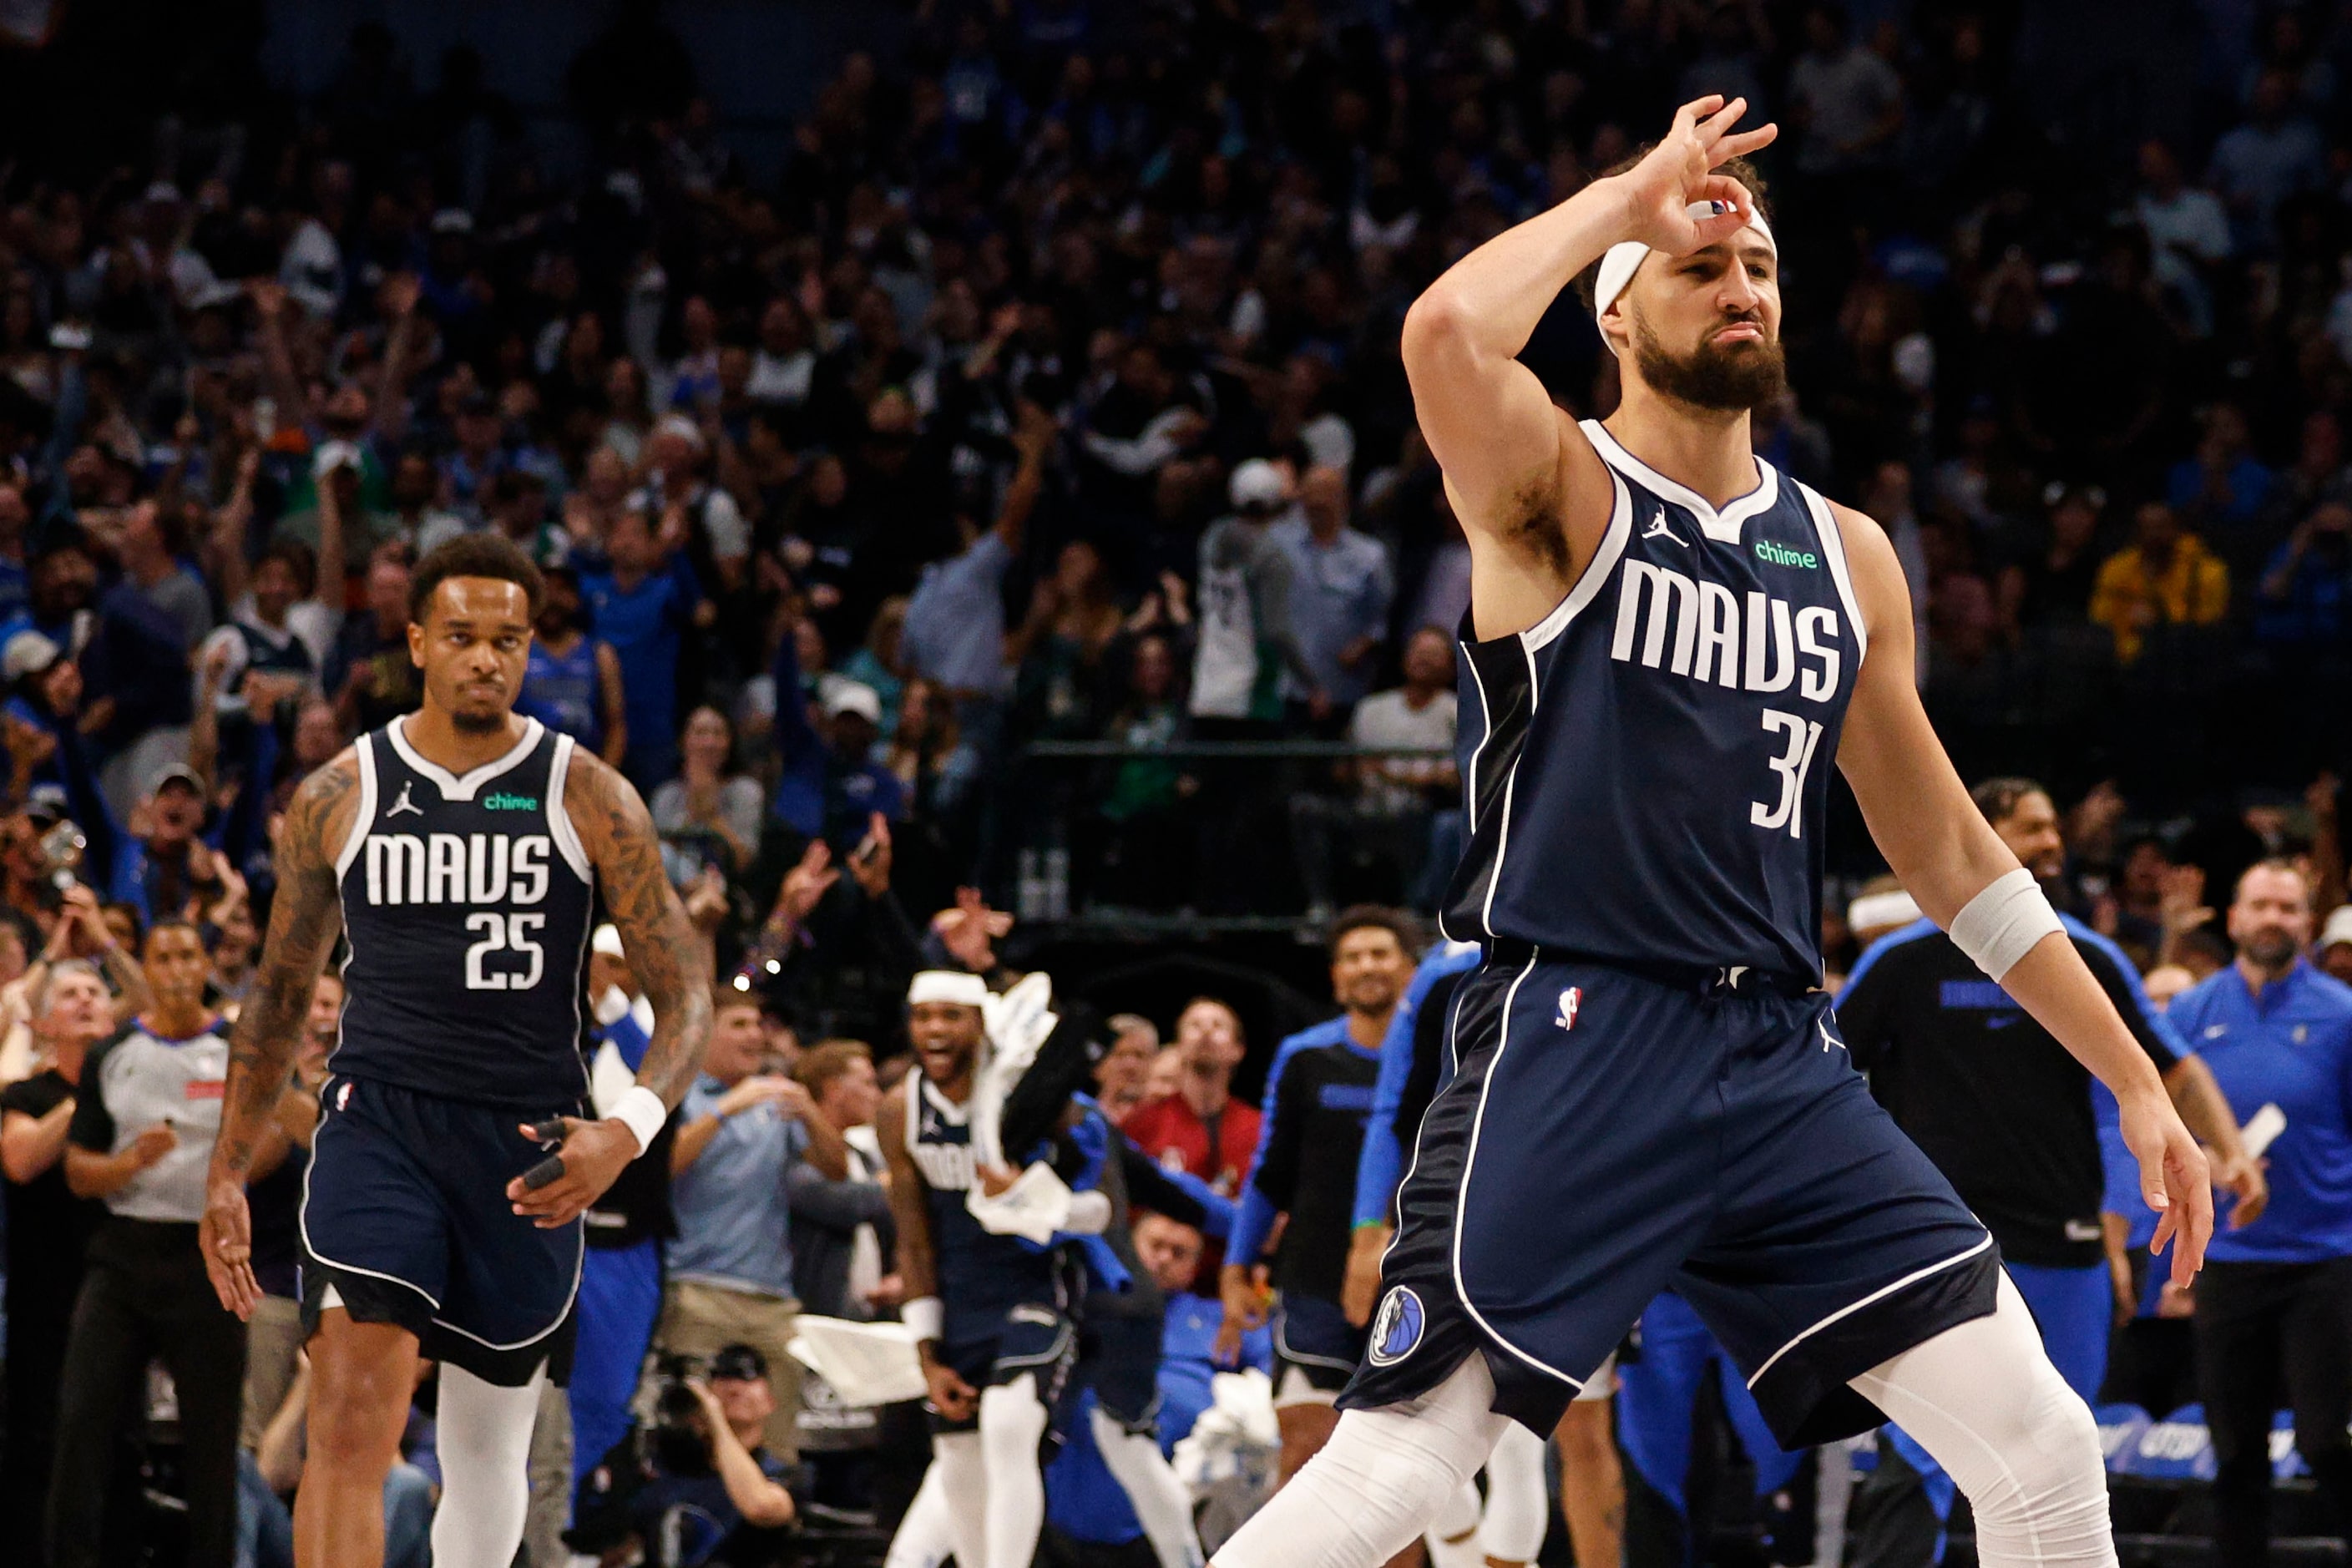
[1947,867,2064,982]
[609,1085,670,1157]
[903,1296,944,1344]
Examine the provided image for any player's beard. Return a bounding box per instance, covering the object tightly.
[1631,313,1787,412]
[449,701,509,735]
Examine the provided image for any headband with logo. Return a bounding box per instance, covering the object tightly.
[1591,200,1777,354]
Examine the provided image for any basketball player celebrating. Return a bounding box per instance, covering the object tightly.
[1210,97,2215,1568]
[197,535,713,1568]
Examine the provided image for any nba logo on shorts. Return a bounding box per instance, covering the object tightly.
[1555,987,1581,1031]
[1368,1286,1425,1367]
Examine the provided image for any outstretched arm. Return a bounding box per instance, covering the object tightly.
[200,751,360,1318]
[508,751,714,1229]
[1832,503,2213,1285]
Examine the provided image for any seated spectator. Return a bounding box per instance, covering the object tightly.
[1997,482,2107,634]
[241,1354,436,1568]
[2088,500,2230,663]
[771,607,908,850]
[2134,139,2232,336]
[878,676,982,834]
[2253,500,2352,649]
[2208,67,2326,251]
[653,706,764,878]
[1271,463,1395,726]
[837,595,908,740]
[1093,631,1196,911]
[2166,401,2274,543]
[567,1345,797,1568]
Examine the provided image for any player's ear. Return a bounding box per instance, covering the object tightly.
[406,619,427,669]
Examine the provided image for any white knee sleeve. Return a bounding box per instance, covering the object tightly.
[1479,1421,1551,1563]
[1849,1273,2115,1568]
[887,1461,964,1568]
[428,1364,545,1568]
[979,1374,1051,1568]
[1424,1479,1485,1568]
[1214,1355,1513,1568]
[1090,1402,1205,1568]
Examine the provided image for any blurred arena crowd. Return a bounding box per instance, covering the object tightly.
[2,0,2352,1563]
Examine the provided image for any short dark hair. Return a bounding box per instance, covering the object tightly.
[143,913,200,953]
[408,533,546,625]
[1970,776,2049,827]
[1573,153,1773,311]
[258,539,318,599]
[1328,903,1415,962]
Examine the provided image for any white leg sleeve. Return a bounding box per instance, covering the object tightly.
[1424,1479,1485,1568]
[886,1460,965,1568]
[1090,1402,1205,1568]
[1847,1272,2116,1568]
[1478,1420,1551,1564]
[428,1364,545,1568]
[979,1374,1051,1568]
[1213,1354,1512,1568]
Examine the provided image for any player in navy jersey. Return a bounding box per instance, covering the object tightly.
[1210,99,2217,1568]
[197,534,713,1568]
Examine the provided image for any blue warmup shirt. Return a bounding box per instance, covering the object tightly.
[2166,959,2352,1264]
[1044,1291,1273,1547]
[1353,941,1485,1229]
[579,559,697,771]
[519,635,607,758]
[1229,1017,1378,1297]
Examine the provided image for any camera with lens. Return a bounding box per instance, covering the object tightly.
[29,814,85,908]
[647,1353,714,1474]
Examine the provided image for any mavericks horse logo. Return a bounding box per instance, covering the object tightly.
[1368,1286,1424,1367]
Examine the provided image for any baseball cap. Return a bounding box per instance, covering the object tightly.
[1229,458,1288,513]
[149,761,205,797]
[2320,905,2352,953]
[2,630,61,683]
[824,681,883,726]
[312,439,365,479]
[709,1343,768,1382]
[429,207,474,237]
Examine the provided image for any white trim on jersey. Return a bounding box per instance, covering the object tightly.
[1436,654,1491,949]
[335,734,380,880]
[1743,1232,1994,1391]
[1451,949,1587,1393]
[1520,466,1635,653]
[385,715,545,802]
[1378,975,1475,1272]
[1797,482,1871,669]
[1580,419,1781,545]
[1479,725,1524,939]
[544,733,593,883]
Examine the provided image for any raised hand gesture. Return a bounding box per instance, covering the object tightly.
[1614,96,1778,258]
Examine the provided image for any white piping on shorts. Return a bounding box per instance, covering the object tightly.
[1450,948,1585,1393]
[1745,1232,1995,1390]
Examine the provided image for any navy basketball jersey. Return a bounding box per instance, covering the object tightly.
[1440,422,1867,981]
[904,1070,1064,1317]
[332,716,596,1108]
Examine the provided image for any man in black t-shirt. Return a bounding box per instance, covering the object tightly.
[1834,777,2263,1565]
[0,958,115,1563]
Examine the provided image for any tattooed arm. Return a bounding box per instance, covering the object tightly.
[504,749,713,1230]
[200,751,358,1318]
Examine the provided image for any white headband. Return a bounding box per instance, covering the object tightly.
[908,969,991,1008]
[1847,890,1921,934]
[1592,201,1776,351]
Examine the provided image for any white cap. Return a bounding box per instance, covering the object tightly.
[1228,458,1288,513]
[908,970,990,1008]
[592,923,626,959]
[824,681,883,725]
[2320,905,2352,952]
[2,630,60,683]
[429,207,474,236]
[653,413,706,452]
[312,438,364,479]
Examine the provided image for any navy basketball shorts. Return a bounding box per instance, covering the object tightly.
[1080,1308,1168,1432]
[1344,953,2000,1444]
[933,1297,1078,1434]
[300,1073,582,1387]
[1273,1292,1368,1406]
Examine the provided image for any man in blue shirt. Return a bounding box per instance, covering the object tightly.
[1269,466,1394,723]
[653,989,848,1461]
[580,503,707,789]
[2168,859,2352,1567]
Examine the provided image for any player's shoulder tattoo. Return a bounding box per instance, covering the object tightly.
[559,744,656,854]
[280,748,363,878]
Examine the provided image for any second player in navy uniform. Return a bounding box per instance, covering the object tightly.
[199,534,716,1568]
[1211,99,2218,1568]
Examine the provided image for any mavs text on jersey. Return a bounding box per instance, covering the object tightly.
[1349,429,2000,1445]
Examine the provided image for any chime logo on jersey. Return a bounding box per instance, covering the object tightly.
[362,832,554,907]
[1367,1286,1424,1367]
[1611,559,1843,700]
[1555,986,1581,1032]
